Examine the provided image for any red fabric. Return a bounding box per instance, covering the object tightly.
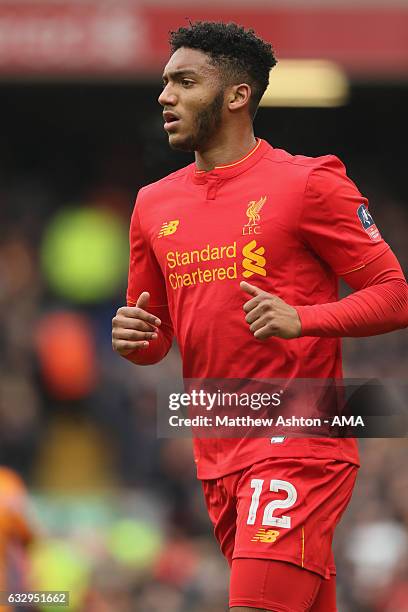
[311,575,338,612]
[126,209,174,365]
[297,249,408,337]
[229,559,337,612]
[126,139,403,479]
[202,457,357,579]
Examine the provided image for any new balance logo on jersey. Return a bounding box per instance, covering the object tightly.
[251,528,280,543]
[242,240,266,278]
[159,220,179,238]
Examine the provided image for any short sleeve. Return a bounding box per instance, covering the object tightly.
[299,156,389,276]
[127,192,169,309]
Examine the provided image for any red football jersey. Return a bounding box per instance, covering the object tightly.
[127,139,389,479]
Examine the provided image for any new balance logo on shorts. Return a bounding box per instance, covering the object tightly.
[251,528,280,543]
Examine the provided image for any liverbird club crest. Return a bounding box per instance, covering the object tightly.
[242,196,267,235]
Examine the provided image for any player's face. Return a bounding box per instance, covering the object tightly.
[158,47,225,152]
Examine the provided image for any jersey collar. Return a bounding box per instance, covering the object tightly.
[192,138,269,184]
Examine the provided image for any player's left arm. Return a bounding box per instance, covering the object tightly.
[241,280,302,339]
[241,156,408,339]
[296,249,407,337]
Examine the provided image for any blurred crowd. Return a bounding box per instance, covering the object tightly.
[0,108,407,612]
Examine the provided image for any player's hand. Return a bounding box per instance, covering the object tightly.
[241,281,301,340]
[112,292,161,356]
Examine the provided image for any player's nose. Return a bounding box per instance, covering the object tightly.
[158,85,177,107]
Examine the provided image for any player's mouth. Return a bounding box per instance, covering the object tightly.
[163,111,181,131]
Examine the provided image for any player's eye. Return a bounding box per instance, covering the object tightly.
[181,79,194,88]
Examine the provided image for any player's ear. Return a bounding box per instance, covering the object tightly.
[228,83,252,112]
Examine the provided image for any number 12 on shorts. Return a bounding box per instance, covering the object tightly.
[247,478,297,528]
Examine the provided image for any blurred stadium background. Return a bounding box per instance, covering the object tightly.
[0,1,407,610]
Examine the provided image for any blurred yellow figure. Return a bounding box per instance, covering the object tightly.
[0,468,34,611]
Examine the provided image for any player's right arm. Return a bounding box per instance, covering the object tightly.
[112,191,174,365]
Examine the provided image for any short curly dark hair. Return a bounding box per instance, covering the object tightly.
[169,21,277,118]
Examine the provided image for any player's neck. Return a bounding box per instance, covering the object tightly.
[195,128,257,172]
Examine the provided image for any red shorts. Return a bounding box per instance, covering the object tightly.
[229,559,337,611]
[202,456,358,579]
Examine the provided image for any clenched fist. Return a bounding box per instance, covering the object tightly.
[241,281,301,340]
[112,291,161,356]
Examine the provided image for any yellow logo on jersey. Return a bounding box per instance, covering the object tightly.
[159,220,179,238]
[243,196,266,235]
[251,528,280,543]
[242,240,266,278]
